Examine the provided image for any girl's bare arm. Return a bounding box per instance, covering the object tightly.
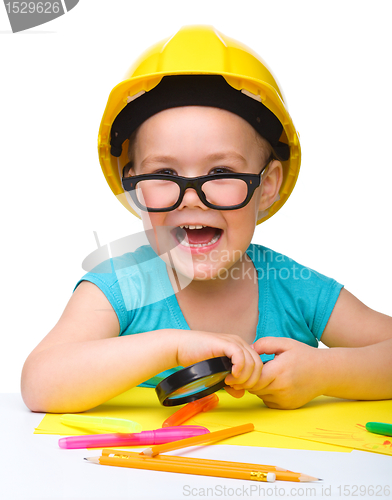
[21,281,179,413]
[239,289,392,409]
[21,281,262,413]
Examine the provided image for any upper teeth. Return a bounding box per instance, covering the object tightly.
[179,225,206,229]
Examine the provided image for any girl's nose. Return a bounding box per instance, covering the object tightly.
[177,187,209,211]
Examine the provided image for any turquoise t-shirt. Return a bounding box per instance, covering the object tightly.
[74,243,343,386]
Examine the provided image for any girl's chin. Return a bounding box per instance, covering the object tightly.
[164,254,221,282]
[179,262,228,282]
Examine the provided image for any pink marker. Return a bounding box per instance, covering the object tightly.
[58,425,209,449]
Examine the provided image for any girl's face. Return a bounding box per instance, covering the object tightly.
[129,106,282,281]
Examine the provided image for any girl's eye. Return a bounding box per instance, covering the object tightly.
[156,169,177,175]
[210,167,232,175]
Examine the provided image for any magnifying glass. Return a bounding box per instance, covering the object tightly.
[155,356,233,406]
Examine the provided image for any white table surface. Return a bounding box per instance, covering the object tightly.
[1,394,391,500]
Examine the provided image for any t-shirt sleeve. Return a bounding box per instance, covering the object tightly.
[273,257,344,342]
[250,244,344,345]
[73,268,131,336]
[296,267,343,341]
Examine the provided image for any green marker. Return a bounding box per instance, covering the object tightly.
[365,422,392,437]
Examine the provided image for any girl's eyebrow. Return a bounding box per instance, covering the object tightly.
[141,155,178,168]
[140,152,247,168]
[205,152,247,165]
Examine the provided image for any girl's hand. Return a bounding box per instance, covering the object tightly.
[175,330,263,392]
[241,337,327,409]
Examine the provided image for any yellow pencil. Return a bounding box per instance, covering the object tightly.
[102,448,288,472]
[85,454,277,482]
[141,423,254,456]
[94,449,319,481]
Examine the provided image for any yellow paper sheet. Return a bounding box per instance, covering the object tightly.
[35,388,341,451]
[35,387,392,455]
[189,391,392,456]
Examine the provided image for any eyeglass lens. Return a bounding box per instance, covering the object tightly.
[135,178,248,209]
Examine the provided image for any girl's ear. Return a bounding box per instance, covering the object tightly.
[258,160,283,212]
[122,162,134,178]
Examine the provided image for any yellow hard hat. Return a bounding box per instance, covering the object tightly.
[98,25,301,224]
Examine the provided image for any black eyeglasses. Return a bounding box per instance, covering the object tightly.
[122,156,273,213]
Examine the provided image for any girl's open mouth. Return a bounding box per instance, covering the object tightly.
[173,225,223,249]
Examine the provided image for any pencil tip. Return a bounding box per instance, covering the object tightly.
[84,457,100,464]
[299,474,320,482]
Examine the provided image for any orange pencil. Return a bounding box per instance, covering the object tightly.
[141,423,254,456]
[86,450,320,482]
[85,454,276,482]
[101,448,289,472]
[162,394,219,427]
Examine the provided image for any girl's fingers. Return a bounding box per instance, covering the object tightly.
[180,332,264,388]
[227,349,263,389]
[229,358,263,390]
[238,349,264,389]
[219,337,248,380]
[259,397,280,409]
[242,360,277,393]
[225,345,260,385]
[253,337,294,356]
[225,344,247,379]
[224,386,245,398]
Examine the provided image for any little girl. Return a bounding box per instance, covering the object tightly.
[21,26,392,413]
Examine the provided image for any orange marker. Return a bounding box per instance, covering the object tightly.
[162,394,219,427]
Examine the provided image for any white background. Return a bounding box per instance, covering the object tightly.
[1,1,391,392]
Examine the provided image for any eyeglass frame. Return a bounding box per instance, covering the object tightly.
[121,154,274,213]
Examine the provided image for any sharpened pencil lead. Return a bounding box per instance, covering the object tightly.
[84,457,100,464]
[299,474,319,482]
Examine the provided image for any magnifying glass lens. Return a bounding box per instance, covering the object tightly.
[168,372,230,399]
[155,357,233,406]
